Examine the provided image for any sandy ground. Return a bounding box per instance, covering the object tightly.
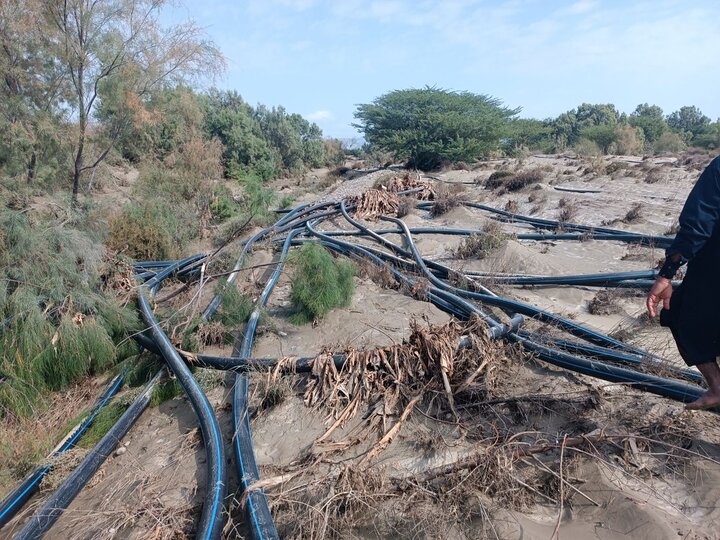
[3,152,720,539]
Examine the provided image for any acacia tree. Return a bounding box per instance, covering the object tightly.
[354,88,519,170]
[46,0,224,202]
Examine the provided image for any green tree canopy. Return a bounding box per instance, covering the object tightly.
[353,88,519,170]
[629,103,667,143]
[202,90,279,180]
[581,124,617,154]
[550,103,619,149]
[503,118,554,153]
[667,106,711,141]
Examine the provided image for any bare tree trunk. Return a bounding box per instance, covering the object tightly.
[72,134,84,203]
[26,150,36,184]
[72,60,85,205]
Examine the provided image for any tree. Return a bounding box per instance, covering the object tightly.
[46,0,224,203]
[202,90,279,180]
[353,87,519,170]
[581,124,617,154]
[693,122,720,149]
[666,106,710,138]
[254,105,326,172]
[575,103,619,127]
[0,0,68,184]
[550,103,619,149]
[503,118,553,154]
[629,103,667,143]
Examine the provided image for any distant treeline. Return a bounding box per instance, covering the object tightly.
[353,88,720,169]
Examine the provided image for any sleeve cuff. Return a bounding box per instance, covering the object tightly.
[658,255,685,279]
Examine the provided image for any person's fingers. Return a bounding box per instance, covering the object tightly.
[663,294,671,310]
[647,294,657,318]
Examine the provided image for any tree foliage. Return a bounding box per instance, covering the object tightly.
[629,103,667,143]
[202,90,327,180]
[354,88,519,170]
[666,106,711,137]
[5,0,223,200]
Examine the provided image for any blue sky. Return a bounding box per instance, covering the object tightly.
[168,0,720,138]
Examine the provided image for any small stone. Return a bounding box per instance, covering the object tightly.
[114,447,127,456]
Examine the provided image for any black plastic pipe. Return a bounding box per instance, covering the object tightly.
[138,260,227,540]
[13,370,163,539]
[0,371,126,530]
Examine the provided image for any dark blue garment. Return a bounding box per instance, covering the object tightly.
[667,156,720,263]
[660,155,720,365]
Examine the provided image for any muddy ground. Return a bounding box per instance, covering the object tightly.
[2,152,720,539]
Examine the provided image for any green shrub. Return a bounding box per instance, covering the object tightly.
[289,243,356,323]
[0,209,141,418]
[279,195,295,210]
[653,131,687,154]
[215,283,254,327]
[107,200,197,260]
[574,138,602,157]
[151,379,183,406]
[209,185,239,222]
[39,316,115,390]
[236,173,275,218]
[354,88,519,170]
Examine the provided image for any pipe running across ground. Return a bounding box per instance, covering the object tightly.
[6,183,712,539]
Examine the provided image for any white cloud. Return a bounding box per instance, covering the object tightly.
[567,0,597,15]
[306,110,333,121]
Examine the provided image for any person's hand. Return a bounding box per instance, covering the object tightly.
[646,277,673,318]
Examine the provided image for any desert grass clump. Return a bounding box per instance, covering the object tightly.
[505,169,543,191]
[557,197,579,224]
[289,243,356,324]
[429,185,461,217]
[485,169,543,192]
[454,221,508,260]
[644,168,663,184]
[606,161,629,175]
[623,203,643,223]
[588,290,622,315]
[484,170,514,189]
[504,199,519,213]
[397,196,414,218]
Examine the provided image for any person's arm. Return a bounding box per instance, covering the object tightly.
[659,156,720,279]
[648,157,720,318]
